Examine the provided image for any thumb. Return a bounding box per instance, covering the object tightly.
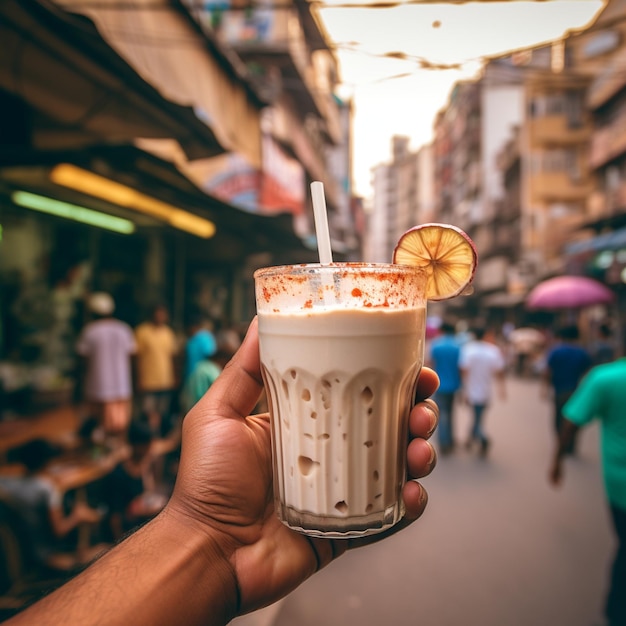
[192,317,264,422]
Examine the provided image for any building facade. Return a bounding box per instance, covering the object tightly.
[0,0,358,409]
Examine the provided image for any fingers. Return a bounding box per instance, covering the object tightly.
[402,480,428,520]
[407,438,436,479]
[192,318,264,421]
[415,367,439,402]
[409,397,438,439]
[408,367,439,477]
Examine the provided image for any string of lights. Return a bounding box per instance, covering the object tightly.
[58,0,603,9]
[54,0,611,88]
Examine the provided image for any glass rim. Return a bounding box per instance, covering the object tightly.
[253,262,425,279]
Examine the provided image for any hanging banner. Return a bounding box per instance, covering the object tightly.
[259,135,304,215]
[186,135,304,215]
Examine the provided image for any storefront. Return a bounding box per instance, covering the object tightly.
[0,0,316,414]
[0,152,313,414]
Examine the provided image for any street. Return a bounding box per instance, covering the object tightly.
[233,375,613,626]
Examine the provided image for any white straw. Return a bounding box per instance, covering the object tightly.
[311,181,333,265]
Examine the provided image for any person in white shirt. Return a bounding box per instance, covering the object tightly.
[459,326,506,457]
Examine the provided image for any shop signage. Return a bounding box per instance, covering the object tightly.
[197,135,304,215]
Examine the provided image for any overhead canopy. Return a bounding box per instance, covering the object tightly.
[565,226,626,255]
[0,0,228,160]
[53,0,263,168]
[0,145,312,263]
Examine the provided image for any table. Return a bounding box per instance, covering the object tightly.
[0,405,80,462]
[44,448,128,494]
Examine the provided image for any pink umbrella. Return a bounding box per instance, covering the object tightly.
[526,275,615,309]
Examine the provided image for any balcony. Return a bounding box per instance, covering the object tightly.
[270,103,340,207]
[496,134,520,173]
[528,115,591,146]
[544,212,587,260]
[586,190,607,219]
[480,228,521,260]
[473,255,509,293]
[586,47,626,111]
[590,113,626,168]
[586,184,626,220]
[530,172,593,202]
[186,2,341,144]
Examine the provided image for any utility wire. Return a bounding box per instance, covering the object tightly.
[58,0,606,10]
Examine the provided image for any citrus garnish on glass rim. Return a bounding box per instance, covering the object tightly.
[392,223,478,301]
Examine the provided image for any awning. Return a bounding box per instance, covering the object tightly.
[53,0,263,168]
[0,145,311,263]
[565,226,626,255]
[0,0,227,160]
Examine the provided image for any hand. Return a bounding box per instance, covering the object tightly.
[549,458,563,486]
[128,492,168,518]
[166,317,439,616]
[73,501,103,524]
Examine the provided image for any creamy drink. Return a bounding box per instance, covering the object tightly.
[255,263,427,538]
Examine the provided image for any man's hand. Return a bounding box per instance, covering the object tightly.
[168,317,439,615]
[7,318,440,626]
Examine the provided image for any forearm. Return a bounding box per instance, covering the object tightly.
[49,504,83,538]
[9,508,239,626]
[555,420,579,458]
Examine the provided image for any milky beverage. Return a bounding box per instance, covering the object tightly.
[255,264,427,538]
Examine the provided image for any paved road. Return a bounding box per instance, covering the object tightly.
[233,376,613,626]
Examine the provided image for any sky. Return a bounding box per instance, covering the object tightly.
[317,0,605,199]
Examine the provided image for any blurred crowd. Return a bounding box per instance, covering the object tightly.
[1,296,624,625]
[424,315,625,626]
[0,292,244,616]
[424,315,619,457]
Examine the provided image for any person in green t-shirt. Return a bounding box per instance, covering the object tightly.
[549,358,626,626]
[180,327,243,413]
[181,358,222,413]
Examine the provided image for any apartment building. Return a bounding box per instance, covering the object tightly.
[564,0,626,291]
[366,136,421,263]
[432,67,525,317]
[184,0,355,258]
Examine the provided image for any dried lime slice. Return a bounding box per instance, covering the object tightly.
[393,223,478,301]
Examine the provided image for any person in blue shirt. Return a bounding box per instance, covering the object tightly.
[544,324,592,456]
[184,314,217,381]
[428,322,462,455]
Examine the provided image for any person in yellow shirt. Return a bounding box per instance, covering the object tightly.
[134,304,179,435]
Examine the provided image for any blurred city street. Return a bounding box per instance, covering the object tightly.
[234,374,613,626]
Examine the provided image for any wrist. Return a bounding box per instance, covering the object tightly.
[158,504,241,621]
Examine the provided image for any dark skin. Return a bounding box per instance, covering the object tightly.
[549,419,580,485]
[8,318,439,626]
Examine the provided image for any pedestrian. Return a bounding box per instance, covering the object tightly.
[459,326,506,457]
[183,313,217,382]
[549,357,626,626]
[76,292,136,436]
[427,321,461,455]
[0,438,104,571]
[5,318,440,626]
[543,324,592,456]
[590,322,616,366]
[180,327,241,413]
[105,419,168,540]
[134,304,179,436]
